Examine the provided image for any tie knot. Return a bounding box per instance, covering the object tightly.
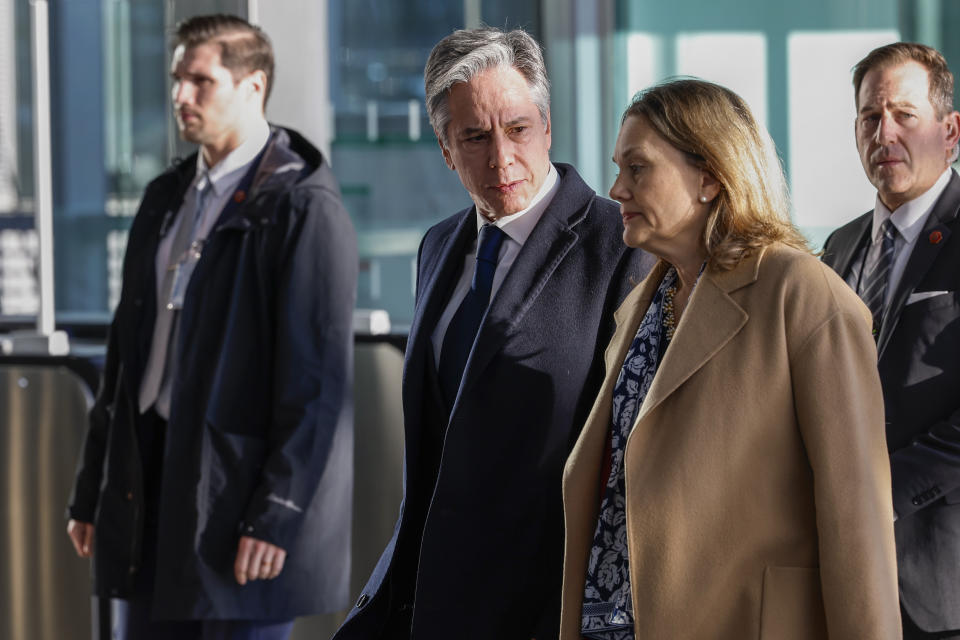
[477,224,505,264]
[880,219,897,241]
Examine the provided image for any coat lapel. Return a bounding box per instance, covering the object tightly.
[633,251,758,425]
[403,209,475,416]
[830,215,871,280]
[877,171,960,356]
[126,159,196,388]
[452,166,590,413]
[606,261,670,376]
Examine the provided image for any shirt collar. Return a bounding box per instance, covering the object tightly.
[195,118,271,196]
[474,163,560,246]
[872,167,953,244]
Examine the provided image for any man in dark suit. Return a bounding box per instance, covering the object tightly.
[822,42,960,639]
[333,27,652,640]
[65,15,356,639]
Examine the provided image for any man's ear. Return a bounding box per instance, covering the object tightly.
[439,137,455,170]
[944,111,960,149]
[544,112,552,152]
[243,70,268,110]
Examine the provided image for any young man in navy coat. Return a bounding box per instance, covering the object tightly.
[66,15,356,639]
[334,27,653,640]
[823,42,960,639]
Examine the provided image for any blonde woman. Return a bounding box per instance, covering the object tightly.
[560,79,901,640]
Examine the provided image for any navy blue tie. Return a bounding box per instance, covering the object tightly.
[438,224,506,407]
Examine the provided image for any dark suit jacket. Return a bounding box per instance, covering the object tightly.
[334,163,654,639]
[822,170,960,633]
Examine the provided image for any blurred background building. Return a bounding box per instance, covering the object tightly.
[3,0,957,328]
[1,0,957,638]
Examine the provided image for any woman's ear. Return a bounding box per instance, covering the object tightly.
[699,170,721,202]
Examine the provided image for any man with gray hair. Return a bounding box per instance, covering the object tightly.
[334,27,652,640]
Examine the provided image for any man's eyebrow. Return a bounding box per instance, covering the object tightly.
[459,125,490,136]
[859,99,919,114]
[504,116,534,127]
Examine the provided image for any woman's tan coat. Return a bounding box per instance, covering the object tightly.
[560,244,901,640]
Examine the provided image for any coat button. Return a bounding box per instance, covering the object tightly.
[126,491,134,501]
[356,594,369,609]
[128,565,136,575]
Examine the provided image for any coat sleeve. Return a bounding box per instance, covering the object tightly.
[66,315,121,523]
[888,405,960,519]
[239,183,358,550]
[66,175,167,524]
[790,303,901,639]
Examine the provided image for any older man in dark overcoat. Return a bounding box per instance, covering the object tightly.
[333,27,653,640]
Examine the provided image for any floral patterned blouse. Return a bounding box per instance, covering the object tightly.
[581,267,678,640]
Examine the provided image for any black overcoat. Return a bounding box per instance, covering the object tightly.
[68,127,357,620]
[334,163,655,639]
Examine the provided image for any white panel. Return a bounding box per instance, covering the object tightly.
[676,32,768,127]
[257,0,332,159]
[787,30,898,237]
[625,32,662,99]
[575,32,603,192]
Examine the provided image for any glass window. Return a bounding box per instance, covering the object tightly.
[787,30,899,248]
[611,0,901,248]
[328,0,540,329]
[1,0,37,317]
[675,32,767,126]
[5,0,953,330]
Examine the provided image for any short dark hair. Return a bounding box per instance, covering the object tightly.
[175,14,275,108]
[853,42,954,118]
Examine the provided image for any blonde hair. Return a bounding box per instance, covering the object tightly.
[623,78,809,271]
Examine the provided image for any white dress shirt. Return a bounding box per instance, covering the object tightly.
[431,163,560,368]
[153,119,271,297]
[855,167,954,309]
[147,118,271,418]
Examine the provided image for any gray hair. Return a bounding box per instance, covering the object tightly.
[424,27,550,145]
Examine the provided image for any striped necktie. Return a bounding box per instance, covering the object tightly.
[859,218,897,339]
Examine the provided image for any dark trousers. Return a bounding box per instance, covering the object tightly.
[903,605,960,640]
[117,598,294,640]
[122,410,293,640]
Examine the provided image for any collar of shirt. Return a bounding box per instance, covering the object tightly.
[473,162,560,245]
[872,167,953,244]
[194,118,271,197]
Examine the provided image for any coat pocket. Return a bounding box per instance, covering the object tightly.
[197,425,268,571]
[759,566,827,640]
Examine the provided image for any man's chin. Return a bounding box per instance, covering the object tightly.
[176,126,202,144]
[481,196,532,219]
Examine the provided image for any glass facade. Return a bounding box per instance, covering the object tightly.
[1,0,958,329]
